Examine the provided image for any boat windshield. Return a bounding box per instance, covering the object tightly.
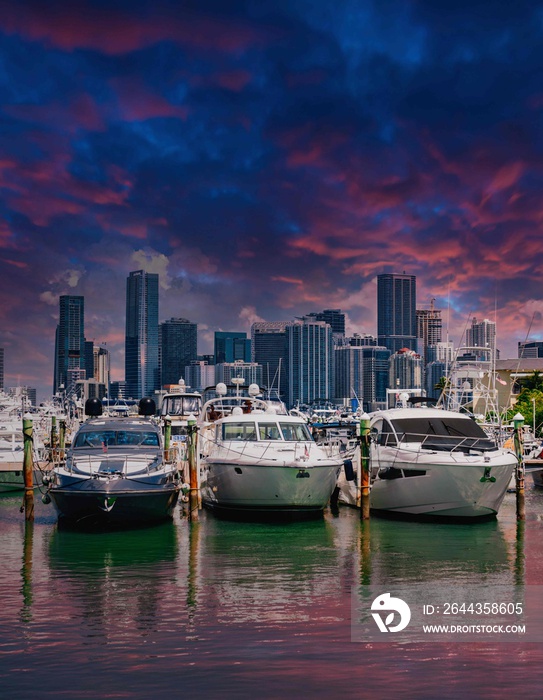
[390,417,495,447]
[74,430,160,448]
[221,421,312,442]
[279,422,312,441]
[161,395,201,417]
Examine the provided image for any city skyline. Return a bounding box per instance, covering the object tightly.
[2,1,543,398]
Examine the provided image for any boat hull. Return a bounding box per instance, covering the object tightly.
[338,454,515,519]
[201,461,341,515]
[49,478,179,525]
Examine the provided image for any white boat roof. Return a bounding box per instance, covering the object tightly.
[372,407,477,422]
[77,416,160,433]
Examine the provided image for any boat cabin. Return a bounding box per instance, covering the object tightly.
[217,417,313,443]
[371,410,497,452]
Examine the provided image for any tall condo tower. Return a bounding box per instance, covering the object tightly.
[377,273,417,354]
[287,318,333,408]
[214,332,251,364]
[416,298,442,364]
[125,270,159,399]
[160,318,198,386]
[251,322,288,399]
[53,295,85,395]
[0,346,4,391]
[466,317,496,355]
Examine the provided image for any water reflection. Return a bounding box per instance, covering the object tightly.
[362,516,514,585]
[47,521,179,637]
[191,515,342,626]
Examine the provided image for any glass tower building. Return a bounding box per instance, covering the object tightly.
[377,273,417,354]
[214,332,251,364]
[287,318,333,408]
[125,270,159,400]
[160,318,198,386]
[54,295,85,395]
[251,322,288,399]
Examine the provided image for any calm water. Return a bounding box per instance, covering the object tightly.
[1,486,543,699]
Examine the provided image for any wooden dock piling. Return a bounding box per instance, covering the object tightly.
[359,413,371,520]
[22,413,34,521]
[513,412,525,521]
[187,415,199,521]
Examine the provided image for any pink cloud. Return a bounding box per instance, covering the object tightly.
[109,77,189,121]
[0,3,267,55]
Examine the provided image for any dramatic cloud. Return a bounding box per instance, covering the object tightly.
[2,0,543,397]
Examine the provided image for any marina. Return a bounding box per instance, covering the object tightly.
[1,483,542,698]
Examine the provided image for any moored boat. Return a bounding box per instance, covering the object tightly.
[45,398,181,526]
[337,406,516,519]
[199,383,342,518]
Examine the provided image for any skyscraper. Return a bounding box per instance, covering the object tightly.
[125,270,159,399]
[416,299,442,365]
[160,318,198,386]
[0,346,4,391]
[214,331,251,364]
[54,295,85,395]
[389,348,423,391]
[251,322,288,398]
[335,343,390,411]
[377,273,417,354]
[466,317,496,356]
[305,309,345,336]
[286,318,333,407]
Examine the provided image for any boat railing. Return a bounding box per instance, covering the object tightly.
[392,432,498,454]
[200,431,325,462]
[66,453,166,476]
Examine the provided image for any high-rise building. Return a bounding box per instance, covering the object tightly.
[518,341,543,358]
[349,334,377,346]
[214,332,251,364]
[215,360,263,387]
[466,317,496,355]
[416,299,442,365]
[54,295,86,395]
[286,318,334,408]
[0,346,4,391]
[335,343,390,411]
[94,346,110,387]
[185,360,215,392]
[160,318,198,386]
[305,309,345,336]
[377,273,417,354]
[251,322,288,398]
[84,340,95,382]
[426,360,448,400]
[125,270,159,399]
[426,341,455,365]
[389,348,423,391]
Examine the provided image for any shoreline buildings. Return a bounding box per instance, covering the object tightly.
[38,269,523,412]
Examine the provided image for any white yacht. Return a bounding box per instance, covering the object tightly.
[337,406,516,519]
[198,383,342,517]
[0,393,45,492]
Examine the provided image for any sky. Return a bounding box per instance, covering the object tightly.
[2,0,543,399]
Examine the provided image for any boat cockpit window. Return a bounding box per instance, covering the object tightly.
[74,430,160,448]
[279,422,312,442]
[222,423,257,441]
[390,417,495,447]
[161,395,201,417]
[376,421,397,446]
[258,423,282,440]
